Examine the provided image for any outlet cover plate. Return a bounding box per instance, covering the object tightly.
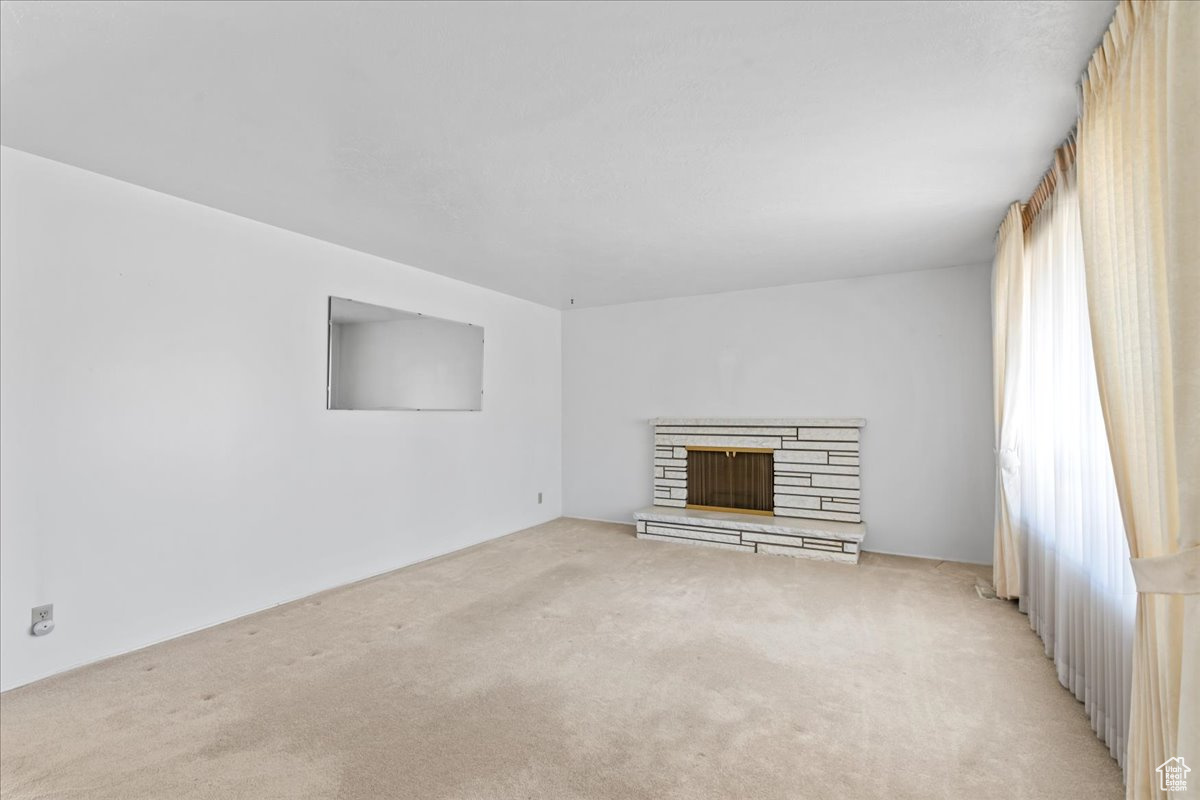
[32,604,53,625]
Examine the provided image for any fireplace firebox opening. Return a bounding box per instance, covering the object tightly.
[685,446,774,516]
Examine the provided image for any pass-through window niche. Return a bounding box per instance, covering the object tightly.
[326,297,484,411]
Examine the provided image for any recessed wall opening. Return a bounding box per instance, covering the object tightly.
[326,297,484,411]
[685,447,774,515]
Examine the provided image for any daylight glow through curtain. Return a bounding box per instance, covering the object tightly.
[1016,155,1137,767]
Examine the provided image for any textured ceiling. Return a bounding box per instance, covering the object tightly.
[0,0,1115,308]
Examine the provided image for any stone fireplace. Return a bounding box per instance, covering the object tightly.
[635,418,866,563]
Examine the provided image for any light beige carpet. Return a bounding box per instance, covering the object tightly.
[0,518,1123,799]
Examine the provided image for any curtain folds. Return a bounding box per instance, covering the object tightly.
[991,204,1025,600]
[1017,156,1137,768]
[1075,1,1200,796]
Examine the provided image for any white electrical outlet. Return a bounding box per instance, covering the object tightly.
[31,604,54,637]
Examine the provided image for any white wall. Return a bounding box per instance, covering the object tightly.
[562,265,995,564]
[0,147,562,690]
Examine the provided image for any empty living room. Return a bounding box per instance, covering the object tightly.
[1,1,1196,798]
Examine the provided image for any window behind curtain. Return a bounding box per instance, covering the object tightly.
[1015,161,1136,767]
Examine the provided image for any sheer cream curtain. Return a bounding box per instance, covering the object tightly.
[1075,1,1200,795]
[991,204,1025,600]
[1017,154,1137,767]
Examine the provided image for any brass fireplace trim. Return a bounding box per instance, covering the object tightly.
[684,446,775,516]
[686,504,775,517]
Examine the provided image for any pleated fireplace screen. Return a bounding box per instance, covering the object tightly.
[686,448,774,514]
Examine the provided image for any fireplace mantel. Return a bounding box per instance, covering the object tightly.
[652,417,866,428]
[635,417,867,563]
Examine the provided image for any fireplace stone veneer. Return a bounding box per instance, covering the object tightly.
[635,417,867,563]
